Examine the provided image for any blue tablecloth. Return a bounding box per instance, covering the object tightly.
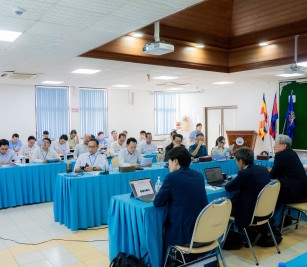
[53,160,239,231]
[0,161,73,209]
[108,190,229,267]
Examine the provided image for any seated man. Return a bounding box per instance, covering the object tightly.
[118,137,146,167]
[0,139,19,165]
[138,132,158,154]
[107,130,118,148]
[32,138,61,163]
[36,130,49,147]
[18,136,37,156]
[137,130,146,144]
[74,138,108,172]
[188,133,207,158]
[68,130,79,150]
[109,133,126,156]
[96,131,108,150]
[189,123,203,143]
[164,134,185,161]
[74,134,91,159]
[52,134,70,155]
[225,147,271,244]
[163,130,177,150]
[154,147,208,248]
[9,133,23,153]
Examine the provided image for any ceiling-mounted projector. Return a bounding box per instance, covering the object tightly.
[143,21,174,56]
[143,41,174,56]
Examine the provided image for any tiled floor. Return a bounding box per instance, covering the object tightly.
[0,202,306,267]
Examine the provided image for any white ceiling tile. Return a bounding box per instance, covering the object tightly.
[27,22,81,37]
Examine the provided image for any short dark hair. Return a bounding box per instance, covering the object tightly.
[111,130,117,134]
[234,147,254,165]
[88,138,99,146]
[42,138,51,145]
[170,130,177,136]
[118,133,127,139]
[172,134,183,141]
[127,137,137,145]
[140,130,146,135]
[60,134,68,141]
[12,133,19,138]
[0,139,9,147]
[28,136,36,141]
[97,131,104,136]
[43,130,49,135]
[196,123,202,128]
[215,136,225,146]
[167,147,191,167]
[196,133,204,138]
[70,130,77,135]
[145,132,152,138]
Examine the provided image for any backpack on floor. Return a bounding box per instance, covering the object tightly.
[110,252,148,267]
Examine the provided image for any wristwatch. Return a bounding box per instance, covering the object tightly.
[93,167,97,171]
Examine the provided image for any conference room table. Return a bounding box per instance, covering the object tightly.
[0,161,74,209]
[53,159,240,231]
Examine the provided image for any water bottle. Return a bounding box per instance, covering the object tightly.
[109,162,113,173]
[302,153,307,165]
[63,151,67,162]
[155,176,162,193]
[21,156,26,165]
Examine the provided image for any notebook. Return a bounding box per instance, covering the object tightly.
[129,178,156,202]
[204,167,228,187]
[140,157,153,167]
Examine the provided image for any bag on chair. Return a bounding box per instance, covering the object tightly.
[110,252,148,267]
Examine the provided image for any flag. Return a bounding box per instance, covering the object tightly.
[269,93,279,139]
[258,94,268,140]
[286,91,296,140]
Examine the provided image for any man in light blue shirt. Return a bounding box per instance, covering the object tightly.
[96,131,108,148]
[36,130,49,147]
[8,133,23,153]
[0,139,19,165]
[189,123,203,143]
[118,137,144,167]
[138,132,158,154]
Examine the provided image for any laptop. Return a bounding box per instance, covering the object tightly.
[140,157,153,167]
[129,178,156,202]
[205,167,228,187]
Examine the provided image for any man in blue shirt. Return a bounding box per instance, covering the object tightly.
[8,133,23,153]
[189,133,207,158]
[37,130,49,147]
[189,123,203,143]
[96,131,108,149]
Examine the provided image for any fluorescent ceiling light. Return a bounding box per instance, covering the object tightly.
[0,30,22,42]
[298,61,307,67]
[195,44,205,48]
[41,81,64,85]
[276,73,304,77]
[131,32,143,38]
[152,76,178,80]
[212,81,234,85]
[111,84,131,88]
[71,68,101,74]
[259,42,269,46]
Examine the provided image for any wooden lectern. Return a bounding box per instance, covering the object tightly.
[226,130,257,153]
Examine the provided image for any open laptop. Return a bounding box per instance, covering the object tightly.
[205,167,228,187]
[129,178,156,202]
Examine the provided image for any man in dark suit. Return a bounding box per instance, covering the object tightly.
[154,147,208,248]
[164,134,185,161]
[225,147,270,230]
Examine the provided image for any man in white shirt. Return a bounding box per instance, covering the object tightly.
[18,136,37,156]
[107,130,118,148]
[0,139,19,165]
[74,138,108,172]
[32,138,61,163]
[74,134,91,159]
[52,134,70,155]
[138,132,158,154]
[137,130,146,144]
[118,137,146,167]
[109,133,126,156]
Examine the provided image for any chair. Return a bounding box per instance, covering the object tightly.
[111,157,119,168]
[281,201,307,233]
[164,197,232,267]
[226,180,281,266]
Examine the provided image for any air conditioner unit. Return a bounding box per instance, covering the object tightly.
[10,73,37,80]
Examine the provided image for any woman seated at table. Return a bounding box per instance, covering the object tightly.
[211,136,228,157]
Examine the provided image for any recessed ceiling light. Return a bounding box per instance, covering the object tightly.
[71,69,101,74]
[298,61,307,67]
[111,84,131,88]
[212,81,234,85]
[41,81,64,85]
[0,29,22,42]
[276,73,304,77]
[195,44,205,48]
[152,76,178,80]
[259,42,269,46]
[131,32,143,38]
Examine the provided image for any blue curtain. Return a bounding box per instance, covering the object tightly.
[154,93,176,135]
[35,86,69,139]
[79,88,108,136]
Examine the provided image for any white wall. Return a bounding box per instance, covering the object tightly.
[0,79,280,154]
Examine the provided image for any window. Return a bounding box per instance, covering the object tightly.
[79,88,107,136]
[154,93,177,135]
[35,86,69,139]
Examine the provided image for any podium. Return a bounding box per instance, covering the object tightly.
[226,130,257,152]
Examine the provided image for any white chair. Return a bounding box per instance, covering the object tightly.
[164,197,232,267]
[226,180,281,266]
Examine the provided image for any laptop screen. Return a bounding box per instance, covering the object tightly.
[129,178,155,197]
[205,167,224,183]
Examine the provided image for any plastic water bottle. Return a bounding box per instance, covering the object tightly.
[63,151,67,162]
[109,162,113,173]
[155,176,162,193]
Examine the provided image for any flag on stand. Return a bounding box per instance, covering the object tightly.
[258,94,268,141]
[286,91,296,140]
[269,93,279,140]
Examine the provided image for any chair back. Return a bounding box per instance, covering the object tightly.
[112,157,119,168]
[250,180,280,226]
[190,198,232,248]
